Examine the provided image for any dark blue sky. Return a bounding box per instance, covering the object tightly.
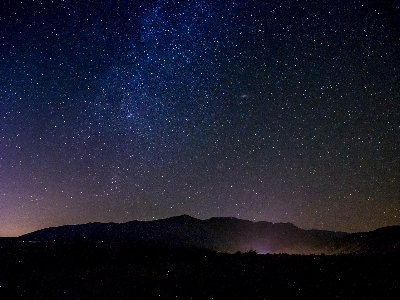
[1,0,399,236]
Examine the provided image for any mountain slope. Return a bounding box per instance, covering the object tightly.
[18,215,344,254]
[336,225,400,254]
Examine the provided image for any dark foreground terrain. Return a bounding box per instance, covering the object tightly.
[0,240,399,299]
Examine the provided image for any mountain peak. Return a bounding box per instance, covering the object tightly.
[164,214,198,221]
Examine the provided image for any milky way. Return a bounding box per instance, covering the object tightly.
[1,0,399,236]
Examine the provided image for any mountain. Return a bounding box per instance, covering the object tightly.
[17,215,400,254]
[17,215,339,254]
[336,225,400,254]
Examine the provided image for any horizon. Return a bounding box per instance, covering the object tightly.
[1,213,396,238]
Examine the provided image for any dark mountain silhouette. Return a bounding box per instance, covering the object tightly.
[16,215,400,254]
[336,225,400,254]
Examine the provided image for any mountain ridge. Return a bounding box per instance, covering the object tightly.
[12,215,400,254]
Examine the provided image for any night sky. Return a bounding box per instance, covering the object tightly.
[1,0,399,237]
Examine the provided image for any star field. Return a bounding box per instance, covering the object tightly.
[1,0,399,236]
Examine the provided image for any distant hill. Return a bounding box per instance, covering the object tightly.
[16,215,400,254]
[335,226,400,254]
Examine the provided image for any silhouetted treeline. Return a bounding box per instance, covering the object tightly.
[0,240,399,299]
